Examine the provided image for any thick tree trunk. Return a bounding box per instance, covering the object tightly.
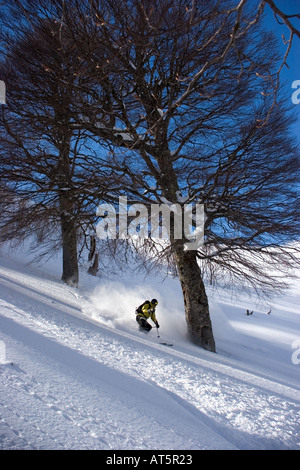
[60,198,79,288]
[56,129,79,288]
[87,235,99,276]
[173,244,216,352]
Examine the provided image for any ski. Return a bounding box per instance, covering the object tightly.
[159,342,173,347]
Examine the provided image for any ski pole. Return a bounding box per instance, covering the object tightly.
[156,326,160,338]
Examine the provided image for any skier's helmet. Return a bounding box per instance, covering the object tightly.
[151,299,158,306]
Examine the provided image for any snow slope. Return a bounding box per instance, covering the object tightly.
[0,251,299,450]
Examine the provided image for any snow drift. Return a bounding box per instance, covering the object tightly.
[0,247,299,450]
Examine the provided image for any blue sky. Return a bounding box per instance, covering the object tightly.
[263,0,299,76]
[262,0,300,137]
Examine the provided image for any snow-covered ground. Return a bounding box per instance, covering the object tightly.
[0,248,299,450]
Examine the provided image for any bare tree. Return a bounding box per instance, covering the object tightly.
[63,0,299,351]
[0,15,114,286]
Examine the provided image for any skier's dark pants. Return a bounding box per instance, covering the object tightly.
[136,315,152,332]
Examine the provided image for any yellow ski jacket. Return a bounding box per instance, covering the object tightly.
[137,301,158,324]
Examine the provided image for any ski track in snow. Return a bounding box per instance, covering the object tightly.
[0,257,299,450]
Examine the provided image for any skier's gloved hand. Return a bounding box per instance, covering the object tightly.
[155,321,160,328]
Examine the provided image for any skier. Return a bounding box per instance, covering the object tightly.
[135,299,160,333]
